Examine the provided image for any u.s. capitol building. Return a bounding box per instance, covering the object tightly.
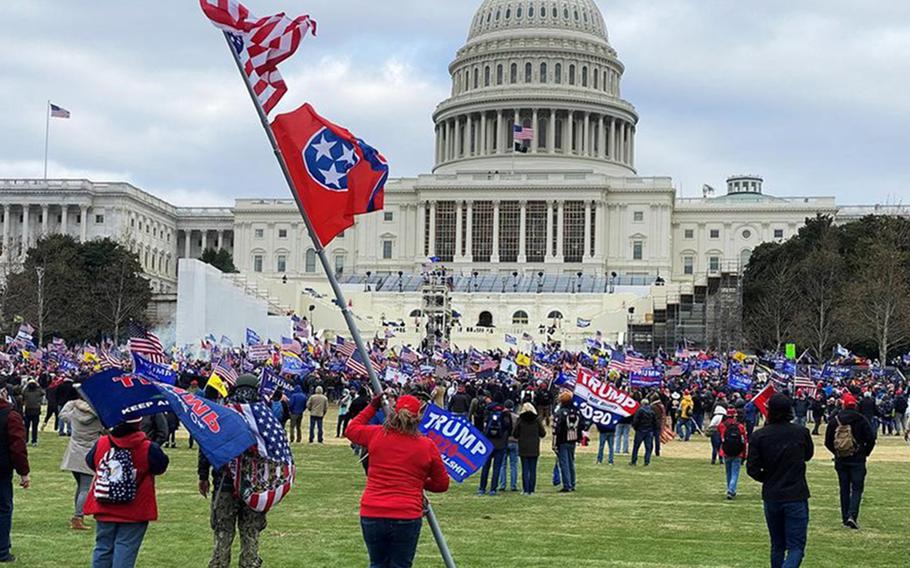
[0,0,902,349]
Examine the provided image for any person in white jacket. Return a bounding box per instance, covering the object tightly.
[59,394,103,531]
[708,398,728,465]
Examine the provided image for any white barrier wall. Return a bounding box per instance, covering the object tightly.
[176,259,291,348]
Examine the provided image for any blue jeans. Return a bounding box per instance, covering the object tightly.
[597,431,615,464]
[58,416,72,436]
[711,431,723,463]
[763,500,809,568]
[498,442,519,490]
[556,443,576,490]
[361,517,422,568]
[478,448,505,494]
[630,430,653,465]
[677,418,695,441]
[92,521,149,568]
[834,461,866,524]
[309,415,324,443]
[0,475,12,560]
[23,414,39,444]
[725,457,742,495]
[613,423,630,453]
[520,456,538,494]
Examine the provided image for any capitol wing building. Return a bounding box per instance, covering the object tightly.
[0,0,902,350]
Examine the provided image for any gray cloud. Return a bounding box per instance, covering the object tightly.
[2,0,907,206]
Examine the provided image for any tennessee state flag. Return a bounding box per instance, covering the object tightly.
[271,103,388,245]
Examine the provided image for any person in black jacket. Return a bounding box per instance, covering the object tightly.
[747,393,813,568]
[824,393,875,530]
[629,398,658,467]
[857,392,878,437]
[446,385,471,417]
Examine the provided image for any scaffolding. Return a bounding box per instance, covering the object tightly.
[421,268,454,351]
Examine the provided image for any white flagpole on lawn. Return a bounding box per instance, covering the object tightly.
[43,100,50,181]
[219,32,458,568]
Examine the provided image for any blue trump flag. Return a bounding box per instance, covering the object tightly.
[152,383,255,470]
[419,404,492,483]
[281,351,312,376]
[132,352,177,385]
[727,364,753,391]
[79,369,171,429]
[246,328,261,346]
[259,367,293,401]
[630,368,663,388]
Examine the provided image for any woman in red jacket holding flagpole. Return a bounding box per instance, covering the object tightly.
[346,394,449,568]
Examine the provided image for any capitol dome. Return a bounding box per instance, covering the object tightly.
[432,0,638,176]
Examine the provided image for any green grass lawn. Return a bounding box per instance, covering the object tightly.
[12,420,910,567]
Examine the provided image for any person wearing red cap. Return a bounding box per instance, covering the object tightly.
[718,407,748,499]
[346,393,449,568]
[824,392,876,530]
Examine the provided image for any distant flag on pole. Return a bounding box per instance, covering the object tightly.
[271,103,389,245]
[199,0,317,115]
[49,103,71,119]
[513,124,534,141]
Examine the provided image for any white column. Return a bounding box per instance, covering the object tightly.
[567,111,574,154]
[513,108,520,151]
[454,117,461,159]
[630,126,635,168]
[2,205,9,257]
[598,115,606,159]
[556,201,565,261]
[548,109,556,153]
[454,201,463,260]
[492,201,500,263]
[434,125,441,164]
[531,109,539,153]
[61,206,69,237]
[466,201,474,262]
[496,111,504,154]
[622,123,629,164]
[595,201,605,259]
[445,120,453,161]
[428,202,436,257]
[583,112,590,156]
[201,230,208,252]
[518,201,527,262]
[480,113,487,155]
[609,118,616,160]
[79,205,88,242]
[416,202,426,259]
[41,205,49,237]
[583,201,592,258]
[217,230,224,250]
[545,201,554,260]
[184,230,191,258]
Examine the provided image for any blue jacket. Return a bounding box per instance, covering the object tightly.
[289,392,308,415]
[744,402,759,424]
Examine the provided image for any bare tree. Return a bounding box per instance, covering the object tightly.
[796,242,845,361]
[747,263,799,352]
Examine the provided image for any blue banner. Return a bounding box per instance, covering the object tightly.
[79,369,171,429]
[132,353,177,385]
[630,368,663,388]
[727,364,753,391]
[246,328,261,346]
[281,351,313,376]
[419,404,492,483]
[153,383,255,470]
[259,367,293,401]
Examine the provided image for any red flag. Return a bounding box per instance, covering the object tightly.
[753,383,777,418]
[271,103,388,245]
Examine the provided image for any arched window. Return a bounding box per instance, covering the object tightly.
[540,62,548,83]
[547,310,563,321]
[529,4,534,17]
[525,62,532,82]
[484,66,491,86]
[552,4,558,18]
[496,64,504,85]
[512,310,529,325]
[506,7,511,19]
[473,68,479,89]
[555,118,563,150]
[582,66,588,87]
[305,248,316,272]
[603,70,608,91]
[478,311,494,328]
[510,63,518,84]
[569,64,576,85]
[554,63,562,84]
[409,309,423,318]
[516,5,522,18]
[593,67,599,89]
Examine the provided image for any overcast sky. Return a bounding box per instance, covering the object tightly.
[3,0,909,207]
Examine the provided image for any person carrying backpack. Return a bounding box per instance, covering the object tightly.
[84,417,169,568]
[824,392,876,529]
[476,400,511,496]
[718,407,748,500]
[553,391,584,493]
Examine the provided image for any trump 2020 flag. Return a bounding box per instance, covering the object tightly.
[132,352,177,385]
[573,367,640,427]
[271,103,388,245]
[79,369,172,429]
[420,404,492,483]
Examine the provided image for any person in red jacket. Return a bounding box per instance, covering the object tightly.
[718,407,748,500]
[346,394,449,568]
[0,389,30,564]
[84,417,169,568]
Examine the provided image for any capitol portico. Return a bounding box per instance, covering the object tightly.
[1,0,906,348]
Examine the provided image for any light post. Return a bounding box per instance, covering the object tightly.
[308,304,316,333]
[35,266,45,346]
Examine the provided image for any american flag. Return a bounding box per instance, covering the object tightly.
[200,0,317,115]
[608,351,649,374]
[49,103,71,119]
[399,347,420,364]
[334,337,356,358]
[346,350,369,376]
[99,349,124,370]
[513,124,535,141]
[213,359,239,388]
[794,377,817,397]
[230,402,295,513]
[127,323,167,365]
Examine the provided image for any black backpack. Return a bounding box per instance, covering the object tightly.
[721,420,745,457]
[485,409,506,439]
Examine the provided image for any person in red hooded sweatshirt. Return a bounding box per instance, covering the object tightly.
[84,417,169,568]
[718,407,748,500]
[346,393,449,568]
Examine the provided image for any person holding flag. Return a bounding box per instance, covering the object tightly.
[345,394,449,568]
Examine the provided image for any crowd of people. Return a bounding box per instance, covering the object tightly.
[0,329,906,567]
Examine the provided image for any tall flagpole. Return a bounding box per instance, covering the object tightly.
[220,33,458,568]
[43,100,50,181]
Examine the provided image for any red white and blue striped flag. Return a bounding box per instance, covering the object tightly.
[50,103,71,119]
[229,402,295,513]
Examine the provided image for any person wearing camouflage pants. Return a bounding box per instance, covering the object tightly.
[208,489,267,568]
